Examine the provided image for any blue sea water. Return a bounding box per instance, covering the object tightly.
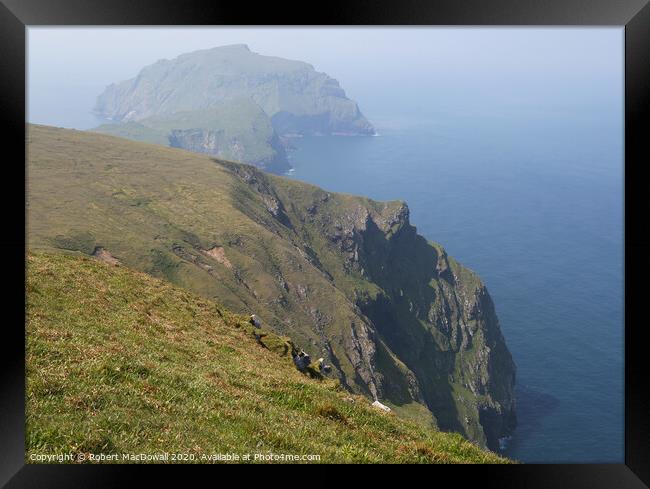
[27,96,624,462]
[286,109,624,463]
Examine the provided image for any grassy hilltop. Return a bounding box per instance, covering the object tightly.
[94,98,290,174]
[26,252,509,463]
[27,124,515,451]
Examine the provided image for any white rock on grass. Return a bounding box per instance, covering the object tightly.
[371,400,391,413]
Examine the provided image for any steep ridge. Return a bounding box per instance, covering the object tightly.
[27,124,515,450]
[26,252,510,463]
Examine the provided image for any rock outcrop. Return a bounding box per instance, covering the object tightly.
[270,179,517,450]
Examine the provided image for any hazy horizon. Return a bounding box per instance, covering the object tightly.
[28,27,623,129]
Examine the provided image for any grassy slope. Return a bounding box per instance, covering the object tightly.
[27,124,514,449]
[26,252,508,464]
[93,98,284,167]
[26,124,397,394]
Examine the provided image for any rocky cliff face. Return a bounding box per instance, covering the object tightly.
[268,178,517,449]
[94,44,375,137]
[93,99,291,174]
[28,125,515,451]
[167,126,289,174]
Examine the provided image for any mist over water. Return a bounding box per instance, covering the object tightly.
[287,104,623,462]
[28,27,624,463]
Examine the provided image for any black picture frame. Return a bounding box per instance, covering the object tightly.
[2,0,648,485]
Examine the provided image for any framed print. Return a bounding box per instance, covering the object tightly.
[1,0,649,486]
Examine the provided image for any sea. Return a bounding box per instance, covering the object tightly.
[284,107,624,463]
[28,94,624,465]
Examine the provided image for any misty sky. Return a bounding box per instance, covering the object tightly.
[27,27,623,129]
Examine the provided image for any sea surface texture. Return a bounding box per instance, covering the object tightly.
[286,108,624,463]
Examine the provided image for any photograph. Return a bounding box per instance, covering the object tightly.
[23,26,624,465]
[0,0,645,479]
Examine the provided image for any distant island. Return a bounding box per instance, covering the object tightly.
[93,44,375,173]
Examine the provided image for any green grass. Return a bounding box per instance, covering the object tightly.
[92,121,171,146]
[93,98,286,170]
[27,124,516,451]
[26,252,510,464]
